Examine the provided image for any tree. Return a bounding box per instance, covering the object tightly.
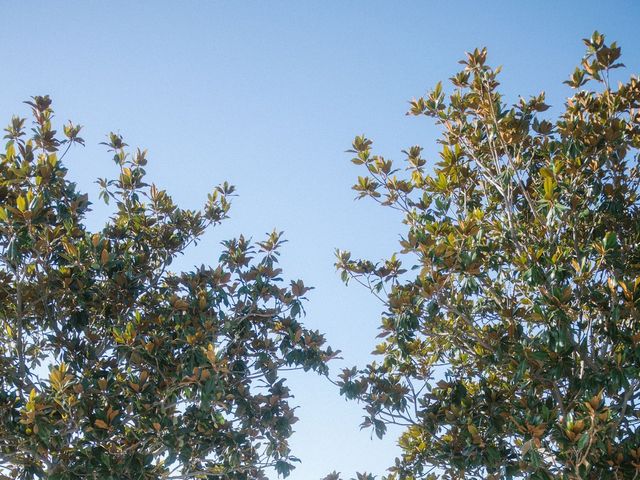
[0,96,336,479]
[335,33,640,479]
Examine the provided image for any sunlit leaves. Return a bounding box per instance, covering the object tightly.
[334,32,640,480]
[0,98,336,479]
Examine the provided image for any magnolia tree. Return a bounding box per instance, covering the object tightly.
[0,96,336,479]
[335,33,640,479]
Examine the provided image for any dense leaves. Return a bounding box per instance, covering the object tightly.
[335,33,640,479]
[0,97,336,479]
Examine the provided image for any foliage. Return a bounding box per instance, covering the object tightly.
[0,96,336,479]
[322,472,376,480]
[335,33,640,479]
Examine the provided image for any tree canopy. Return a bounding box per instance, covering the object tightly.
[336,32,640,479]
[3,30,640,480]
[0,96,336,479]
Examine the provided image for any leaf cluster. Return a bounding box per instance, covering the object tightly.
[0,97,337,480]
[336,32,640,480]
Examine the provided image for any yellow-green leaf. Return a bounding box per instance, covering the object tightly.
[16,196,27,212]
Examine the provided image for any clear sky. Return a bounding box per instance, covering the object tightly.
[2,1,639,478]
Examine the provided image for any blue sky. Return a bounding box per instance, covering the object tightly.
[2,1,639,478]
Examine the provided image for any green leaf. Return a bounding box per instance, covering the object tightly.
[577,432,590,451]
[603,231,618,250]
